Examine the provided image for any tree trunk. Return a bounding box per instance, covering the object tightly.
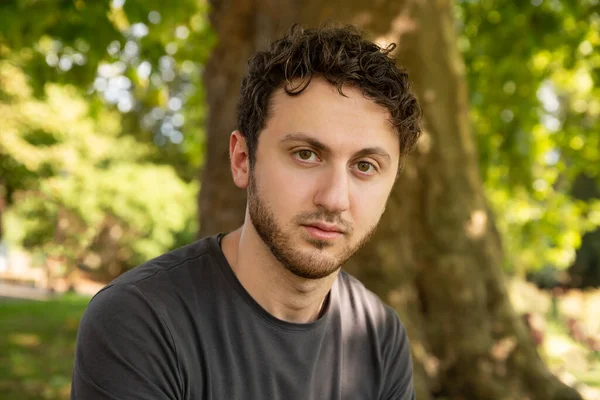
[199,1,581,398]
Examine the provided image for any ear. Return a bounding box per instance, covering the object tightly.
[230,130,250,189]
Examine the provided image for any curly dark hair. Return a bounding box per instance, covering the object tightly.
[237,23,422,170]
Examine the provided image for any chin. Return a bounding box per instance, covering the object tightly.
[304,238,335,251]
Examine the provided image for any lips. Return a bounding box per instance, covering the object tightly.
[301,221,346,241]
[304,222,345,234]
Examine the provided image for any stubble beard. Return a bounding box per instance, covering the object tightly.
[247,172,379,280]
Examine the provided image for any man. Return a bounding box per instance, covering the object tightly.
[72,23,421,399]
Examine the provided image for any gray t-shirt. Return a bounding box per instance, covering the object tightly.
[71,235,414,399]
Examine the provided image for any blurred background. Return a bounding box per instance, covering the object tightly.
[0,0,599,399]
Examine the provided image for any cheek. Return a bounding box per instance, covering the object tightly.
[349,183,391,225]
[256,163,316,213]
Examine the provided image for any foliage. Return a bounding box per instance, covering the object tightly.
[456,0,600,275]
[1,62,197,273]
[0,0,214,274]
[0,0,215,182]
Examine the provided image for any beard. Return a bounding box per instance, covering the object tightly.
[247,172,379,280]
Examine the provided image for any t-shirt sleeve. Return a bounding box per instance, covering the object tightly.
[71,284,181,399]
[379,306,415,400]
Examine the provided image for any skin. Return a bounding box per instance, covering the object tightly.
[221,77,400,323]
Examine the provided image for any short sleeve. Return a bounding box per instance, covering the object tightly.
[379,307,415,400]
[71,284,181,399]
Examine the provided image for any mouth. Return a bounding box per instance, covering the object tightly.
[302,222,345,240]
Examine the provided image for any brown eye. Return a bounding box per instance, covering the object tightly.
[298,150,314,160]
[357,161,374,173]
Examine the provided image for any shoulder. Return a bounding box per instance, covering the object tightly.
[82,235,223,328]
[76,235,223,357]
[93,235,221,302]
[106,236,216,287]
[73,265,191,398]
[336,270,411,365]
[337,270,405,333]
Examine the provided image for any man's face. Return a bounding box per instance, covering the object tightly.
[247,78,400,280]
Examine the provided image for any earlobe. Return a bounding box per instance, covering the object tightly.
[230,130,250,189]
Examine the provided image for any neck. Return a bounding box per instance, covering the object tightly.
[221,225,338,324]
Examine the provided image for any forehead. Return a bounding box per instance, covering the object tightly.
[261,78,399,158]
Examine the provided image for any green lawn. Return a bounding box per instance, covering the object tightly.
[0,294,91,400]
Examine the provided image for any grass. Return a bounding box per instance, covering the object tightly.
[0,294,91,400]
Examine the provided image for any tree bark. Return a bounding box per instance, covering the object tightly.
[199,1,581,398]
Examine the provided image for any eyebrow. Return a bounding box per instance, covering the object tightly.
[353,147,392,163]
[281,132,331,153]
[280,132,392,164]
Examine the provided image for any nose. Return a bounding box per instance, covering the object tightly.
[313,164,351,214]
